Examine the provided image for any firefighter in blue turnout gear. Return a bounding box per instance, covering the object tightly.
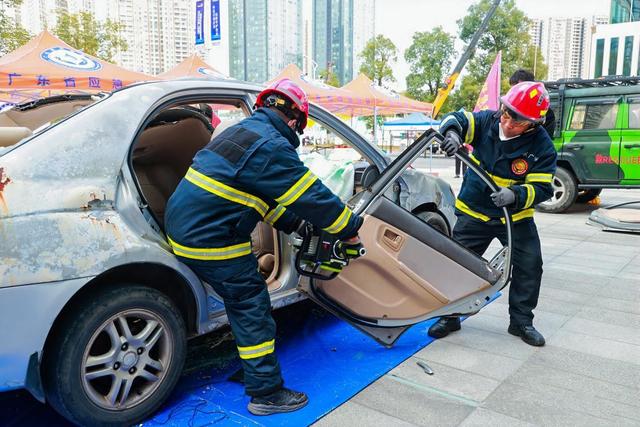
[165,79,364,415]
[428,81,557,347]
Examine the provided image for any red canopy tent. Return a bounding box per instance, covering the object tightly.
[158,54,229,80]
[267,64,367,114]
[341,73,433,116]
[0,30,154,108]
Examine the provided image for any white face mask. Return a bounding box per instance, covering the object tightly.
[499,122,519,141]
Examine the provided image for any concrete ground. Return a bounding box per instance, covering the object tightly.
[315,159,640,427]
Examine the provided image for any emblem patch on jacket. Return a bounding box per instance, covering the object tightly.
[511,158,529,175]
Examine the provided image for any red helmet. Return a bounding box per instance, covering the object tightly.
[500,81,550,123]
[256,78,309,133]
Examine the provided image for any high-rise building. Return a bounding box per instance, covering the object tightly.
[352,0,374,79]
[8,0,193,75]
[313,0,353,86]
[531,15,609,80]
[587,20,640,78]
[228,0,303,84]
[610,0,640,24]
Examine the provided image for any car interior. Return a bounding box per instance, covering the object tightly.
[130,100,287,290]
[0,96,96,148]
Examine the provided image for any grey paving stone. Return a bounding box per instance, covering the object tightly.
[527,345,640,389]
[548,254,630,270]
[561,317,640,346]
[351,376,475,427]
[438,326,538,360]
[542,268,613,286]
[508,363,640,410]
[313,401,417,427]
[576,305,640,329]
[544,261,622,277]
[462,308,568,340]
[547,330,640,366]
[389,359,500,402]
[415,340,525,382]
[541,278,600,295]
[483,382,637,426]
[538,286,593,305]
[584,295,640,315]
[459,408,536,427]
[534,295,584,317]
[593,278,640,302]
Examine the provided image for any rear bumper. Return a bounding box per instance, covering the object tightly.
[0,278,86,394]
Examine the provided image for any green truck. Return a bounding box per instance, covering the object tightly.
[538,76,640,213]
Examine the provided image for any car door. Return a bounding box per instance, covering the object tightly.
[298,129,512,347]
[562,97,622,183]
[619,96,640,181]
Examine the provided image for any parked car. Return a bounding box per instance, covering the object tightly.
[539,76,640,213]
[0,79,508,426]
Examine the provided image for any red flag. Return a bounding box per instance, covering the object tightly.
[473,51,501,112]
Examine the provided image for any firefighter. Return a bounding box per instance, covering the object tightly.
[164,78,364,415]
[509,69,556,137]
[428,81,557,347]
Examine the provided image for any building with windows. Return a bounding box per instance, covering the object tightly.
[228,0,303,84]
[610,0,640,24]
[587,20,640,78]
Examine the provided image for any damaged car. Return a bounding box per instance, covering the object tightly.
[0,79,511,426]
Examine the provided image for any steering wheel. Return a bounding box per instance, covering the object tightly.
[360,164,380,189]
[149,107,214,133]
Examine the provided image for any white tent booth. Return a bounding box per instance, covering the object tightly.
[381,112,440,153]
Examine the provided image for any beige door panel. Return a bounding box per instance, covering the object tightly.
[315,215,492,321]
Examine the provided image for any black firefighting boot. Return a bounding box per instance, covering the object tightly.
[508,324,545,347]
[428,316,461,338]
[248,387,309,415]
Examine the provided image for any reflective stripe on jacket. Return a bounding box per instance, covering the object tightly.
[440,110,557,222]
[164,108,362,262]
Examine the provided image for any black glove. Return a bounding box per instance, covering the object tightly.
[490,187,516,207]
[441,131,463,156]
[335,236,366,261]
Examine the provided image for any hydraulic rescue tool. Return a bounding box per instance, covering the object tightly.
[294,223,366,280]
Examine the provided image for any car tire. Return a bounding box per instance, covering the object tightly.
[416,210,450,236]
[536,167,577,213]
[43,285,187,427]
[576,188,602,204]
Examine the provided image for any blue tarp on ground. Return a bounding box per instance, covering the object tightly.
[1,296,496,426]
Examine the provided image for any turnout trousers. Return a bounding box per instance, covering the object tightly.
[453,213,543,326]
[184,256,283,396]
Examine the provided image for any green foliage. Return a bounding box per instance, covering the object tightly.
[450,0,548,111]
[53,11,128,62]
[318,67,340,87]
[0,0,31,55]
[358,34,398,86]
[404,27,456,102]
[358,114,385,132]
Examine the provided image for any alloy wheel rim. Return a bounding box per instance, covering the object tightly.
[540,175,566,208]
[81,308,172,410]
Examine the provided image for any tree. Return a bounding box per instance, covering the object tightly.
[0,0,31,55]
[358,34,398,86]
[318,67,340,87]
[450,0,548,111]
[404,27,456,102]
[53,11,127,62]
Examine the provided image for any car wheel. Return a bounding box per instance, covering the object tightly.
[43,285,187,426]
[576,188,602,204]
[536,167,577,213]
[416,211,450,236]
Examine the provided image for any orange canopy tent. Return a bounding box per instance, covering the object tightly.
[341,73,433,117]
[158,54,229,80]
[0,30,154,109]
[267,64,368,114]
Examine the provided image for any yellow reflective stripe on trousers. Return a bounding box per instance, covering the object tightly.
[463,111,475,144]
[275,170,318,206]
[501,208,535,223]
[264,205,287,225]
[526,173,553,183]
[185,168,269,216]
[168,237,252,261]
[455,199,490,221]
[237,339,275,360]
[323,205,352,234]
[523,184,535,209]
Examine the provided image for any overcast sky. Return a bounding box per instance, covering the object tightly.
[375,0,611,90]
